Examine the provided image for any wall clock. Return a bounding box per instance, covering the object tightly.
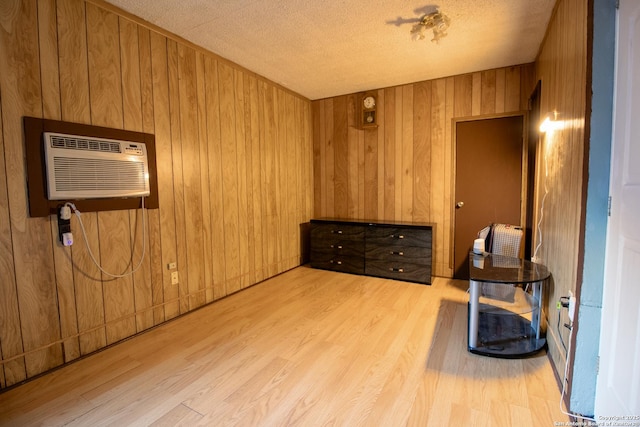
[363,96,375,109]
[362,94,377,128]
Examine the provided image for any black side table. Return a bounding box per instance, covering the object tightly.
[468,252,550,358]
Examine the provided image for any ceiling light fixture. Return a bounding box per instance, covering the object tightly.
[410,9,451,43]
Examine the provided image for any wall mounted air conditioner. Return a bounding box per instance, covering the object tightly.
[43,132,150,200]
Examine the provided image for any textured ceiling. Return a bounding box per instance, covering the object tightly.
[104,0,556,100]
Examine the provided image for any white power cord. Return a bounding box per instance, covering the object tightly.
[532,141,549,261]
[65,198,147,278]
[559,322,596,422]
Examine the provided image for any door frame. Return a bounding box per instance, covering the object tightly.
[450,112,530,270]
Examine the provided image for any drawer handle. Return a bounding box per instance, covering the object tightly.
[331,245,343,249]
[330,260,343,265]
[332,230,343,234]
[391,234,405,239]
[390,251,404,256]
[389,267,404,273]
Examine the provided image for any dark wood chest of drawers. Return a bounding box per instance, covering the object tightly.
[310,218,434,284]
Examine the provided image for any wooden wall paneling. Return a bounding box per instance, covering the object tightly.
[57,0,107,355]
[346,94,359,218]
[376,89,385,219]
[38,0,61,120]
[324,99,335,219]
[357,104,365,220]
[300,97,310,260]
[454,75,473,117]
[394,87,403,220]
[471,72,482,116]
[481,70,497,115]
[505,67,522,112]
[495,68,506,114]
[383,87,396,220]
[451,74,473,271]
[233,69,249,287]
[0,101,25,387]
[533,0,588,382]
[39,0,81,365]
[149,31,178,320]
[272,87,283,273]
[286,92,298,268]
[413,81,431,222]
[278,91,297,271]
[318,100,327,218]
[258,82,267,276]
[138,27,164,325]
[276,90,286,270]
[272,88,282,273]
[520,64,536,111]
[261,82,277,278]
[57,0,90,122]
[276,89,287,272]
[312,102,322,219]
[363,118,378,219]
[293,97,302,264]
[86,3,136,345]
[333,96,348,218]
[120,18,143,130]
[443,77,455,277]
[0,0,314,385]
[0,0,63,378]
[401,85,414,222]
[218,62,241,294]
[247,75,264,283]
[302,98,313,254]
[195,52,214,303]
[241,73,255,285]
[307,100,314,220]
[119,17,154,333]
[177,44,205,309]
[430,79,446,277]
[166,39,190,313]
[311,65,533,279]
[203,56,227,300]
[298,96,305,228]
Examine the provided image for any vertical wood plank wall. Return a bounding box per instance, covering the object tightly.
[312,65,535,277]
[0,0,313,388]
[534,0,588,387]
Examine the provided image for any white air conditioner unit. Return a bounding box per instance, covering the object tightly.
[43,132,150,200]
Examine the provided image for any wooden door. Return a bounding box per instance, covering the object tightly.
[453,116,523,279]
[595,0,640,415]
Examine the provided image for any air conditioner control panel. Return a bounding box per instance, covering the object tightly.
[125,144,144,156]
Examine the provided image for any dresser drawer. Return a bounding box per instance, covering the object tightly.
[365,260,431,284]
[312,239,364,258]
[310,253,365,275]
[365,243,430,262]
[366,227,431,248]
[311,223,366,240]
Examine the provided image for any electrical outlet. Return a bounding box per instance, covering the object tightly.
[171,271,179,285]
[568,290,576,322]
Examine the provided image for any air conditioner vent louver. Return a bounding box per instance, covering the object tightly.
[43,132,150,200]
[50,135,121,153]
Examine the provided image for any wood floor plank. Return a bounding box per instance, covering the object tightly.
[150,403,203,426]
[0,267,569,426]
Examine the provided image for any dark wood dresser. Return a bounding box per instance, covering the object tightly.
[310,218,435,285]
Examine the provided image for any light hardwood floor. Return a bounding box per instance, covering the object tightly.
[0,266,569,426]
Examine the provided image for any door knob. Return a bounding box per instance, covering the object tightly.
[456,201,465,209]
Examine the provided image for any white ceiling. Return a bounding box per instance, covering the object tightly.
[105,0,556,100]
